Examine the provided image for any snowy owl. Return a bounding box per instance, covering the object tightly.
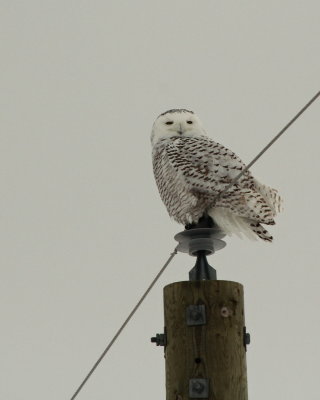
[151,109,282,242]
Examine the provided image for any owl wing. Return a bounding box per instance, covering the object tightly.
[166,136,251,196]
[166,136,275,223]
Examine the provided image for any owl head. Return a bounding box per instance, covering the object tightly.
[151,109,207,146]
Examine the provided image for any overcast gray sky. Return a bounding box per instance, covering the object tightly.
[1,1,320,399]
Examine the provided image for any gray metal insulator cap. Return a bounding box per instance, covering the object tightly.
[174,228,226,256]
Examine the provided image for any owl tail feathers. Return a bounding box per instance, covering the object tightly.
[208,208,273,242]
[249,222,273,242]
[254,179,283,215]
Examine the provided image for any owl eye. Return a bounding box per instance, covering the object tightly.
[165,121,174,125]
[186,120,193,124]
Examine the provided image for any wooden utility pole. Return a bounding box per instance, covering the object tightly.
[164,280,248,400]
[152,225,249,400]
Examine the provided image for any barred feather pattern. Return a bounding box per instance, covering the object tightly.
[152,136,281,242]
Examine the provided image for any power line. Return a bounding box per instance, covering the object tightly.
[216,90,320,200]
[70,246,178,400]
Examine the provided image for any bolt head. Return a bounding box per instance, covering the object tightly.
[150,333,166,346]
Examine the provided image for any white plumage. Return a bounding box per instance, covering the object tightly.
[151,109,282,242]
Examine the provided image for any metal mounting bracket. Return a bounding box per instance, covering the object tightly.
[243,326,251,351]
[189,378,209,398]
[186,305,206,326]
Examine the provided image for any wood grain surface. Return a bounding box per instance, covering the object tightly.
[164,280,248,400]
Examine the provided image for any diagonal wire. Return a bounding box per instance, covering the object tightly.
[216,90,320,200]
[70,246,178,400]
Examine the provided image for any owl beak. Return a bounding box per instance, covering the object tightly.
[177,124,184,135]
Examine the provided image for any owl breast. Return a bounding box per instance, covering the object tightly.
[152,140,208,224]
